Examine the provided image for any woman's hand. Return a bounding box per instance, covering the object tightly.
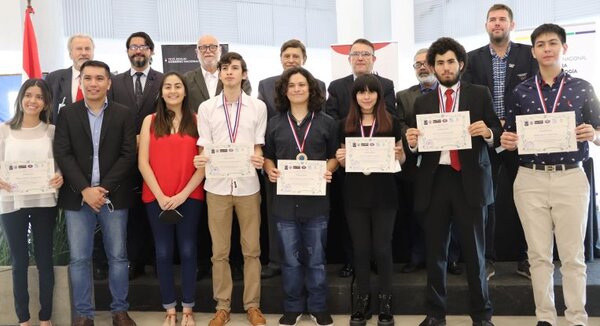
[0,178,12,192]
[49,173,64,189]
[324,170,333,183]
[335,148,346,167]
[163,193,186,210]
[266,168,281,183]
[193,155,208,169]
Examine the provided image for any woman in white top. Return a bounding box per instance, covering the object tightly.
[0,79,63,326]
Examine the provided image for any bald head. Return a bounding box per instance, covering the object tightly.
[196,34,222,73]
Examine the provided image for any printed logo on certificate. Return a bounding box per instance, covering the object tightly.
[516,111,577,154]
[204,143,256,179]
[276,160,326,196]
[416,111,472,152]
[345,137,397,174]
[0,159,56,195]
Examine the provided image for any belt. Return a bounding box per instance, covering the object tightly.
[520,162,582,172]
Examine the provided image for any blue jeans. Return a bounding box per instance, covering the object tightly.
[65,205,129,317]
[275,215,328,313]
[146,199,203,309]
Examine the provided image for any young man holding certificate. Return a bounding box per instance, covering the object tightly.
[193,52,268,326]
[263,67,338,326]
[500,23,600,326]
[405,38,501,326]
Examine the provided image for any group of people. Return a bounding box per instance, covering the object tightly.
[0,4,599,326]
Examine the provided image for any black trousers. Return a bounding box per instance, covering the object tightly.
[421,166,492,322]
[0,207,57,323]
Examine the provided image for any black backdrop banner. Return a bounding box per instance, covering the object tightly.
[161,44,230,74]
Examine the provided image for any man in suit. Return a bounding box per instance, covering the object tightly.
[111,31,164,279]
[462,3,537,280]
[406,37,500,326]
[325,38,396,278]
[184,34,252,112]
[256,39,326,279]
[54,60,137,326]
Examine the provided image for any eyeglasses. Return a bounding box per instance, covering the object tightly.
[128,45,150,51]
[198,44,219,52]
[413,62,427,69]
[349,51,373,58]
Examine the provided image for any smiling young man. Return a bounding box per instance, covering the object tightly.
[405,37,501,326]
[194,52,268,326]
[501,23,600,326]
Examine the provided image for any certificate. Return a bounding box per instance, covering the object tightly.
[416,111,472,152]
[276,160,327,196]
[516,111,577,154]
[0,159,56,195]
[345,137,398,173]
[204,143,256,179]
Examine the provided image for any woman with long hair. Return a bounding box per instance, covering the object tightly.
[335,74,405,326]
[0,78,63,326]
[138,71,204,326]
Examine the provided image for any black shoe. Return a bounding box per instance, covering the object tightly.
[447,262,462,275]
[278,312,302,326]
[196,263,211,281]
[93,266,108,280]
[400,262,425,273]
[232,264,244,281]
[310,312,333,326]
[350,294,371,326]
[472,320,494,326]
[128,263,144,280]
[377,294,394,326]
[261,265,281,279]
[486,260,495,280]
[536,322,552,326]
[338,263,354,278]
[418,316,446,326]
[516,260,531,280]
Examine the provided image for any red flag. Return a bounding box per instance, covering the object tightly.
[23,4,42,79]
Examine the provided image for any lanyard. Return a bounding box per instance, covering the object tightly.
[222,93,242,143]
[534,75,566,113]
[359,118,376,137]
[438,84,460,113]
[287,111,314,154]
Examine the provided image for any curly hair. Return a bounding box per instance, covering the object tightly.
[274,67,324,113]
[426,37,468,74]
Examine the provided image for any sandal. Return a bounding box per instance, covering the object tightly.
[163,312,177,326]
[181,311,195,326]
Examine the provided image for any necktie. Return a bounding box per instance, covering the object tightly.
[134,72,144,108]
[75,86,84,101]
[445,89,461,171]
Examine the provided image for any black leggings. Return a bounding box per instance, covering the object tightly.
[0,207,57,323]
[346,207,397,295]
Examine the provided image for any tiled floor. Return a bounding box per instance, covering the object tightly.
[93,311,600,326]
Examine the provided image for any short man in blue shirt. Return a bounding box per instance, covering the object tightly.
[501,23,600,326]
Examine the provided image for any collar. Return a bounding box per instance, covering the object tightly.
[84,98,109,115]
[201,65,219,78]
[216,90,247,108]
[438,82,460,95]
[537,70,566,88]
[488,41,512,59]
[130,66,151,77]
[419,81,438,94]
[72,66,80,80]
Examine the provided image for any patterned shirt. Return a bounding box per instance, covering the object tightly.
[490,44,511,118]
[505,71,600,165]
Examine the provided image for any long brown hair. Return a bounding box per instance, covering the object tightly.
[10,78,52,129]
[153,71,198,138]
[344,74,392,134]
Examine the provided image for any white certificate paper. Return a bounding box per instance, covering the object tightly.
[276,160,327,196]
[416,111,472,152]
[204,143,256,179]
[0,159,56,195]
[516,111,577,154]
[345,137,398,173]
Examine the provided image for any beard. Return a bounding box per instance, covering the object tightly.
[417,73,437,85]
[435,72,460,88]
[489,31,509,45]
[129,55,148,68]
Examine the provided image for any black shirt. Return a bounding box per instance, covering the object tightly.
[340,117,403,209]
[264,111,339,220]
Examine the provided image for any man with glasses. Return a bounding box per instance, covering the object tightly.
[185,34,252,112]
[325,38,396,279]
[111,31,164,280]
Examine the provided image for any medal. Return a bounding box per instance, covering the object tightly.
[287,111,314,160]
[223,92,242,143]
[534,75,566,113]
[360,118,376,175]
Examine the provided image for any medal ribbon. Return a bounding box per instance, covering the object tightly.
[287,112,314,154]
[223,93,242,143]
[438,84,460,113]
[534,75,566,113]
[359,118,376,137]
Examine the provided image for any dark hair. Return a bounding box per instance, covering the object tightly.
[531,23,566,45]
[218,52,248,73]
[274,67,324,113]
[427,37,468,74]
[351,38,375,52]
[153,71,198,138]
[126,31,155,51]
[9,79,52,129]
[280,39,307,62]
[487,4,513,21]
[345,74,392,134]
[80,60,112,78]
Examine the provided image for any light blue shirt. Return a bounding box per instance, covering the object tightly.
[85,99,108,186]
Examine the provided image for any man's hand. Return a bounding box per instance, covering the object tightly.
[81,186,108,212]
[500,131,519,151]
[250,154,265,169]
[468,120,492,139]
[405,128,420,148]
[266,168,280,183]
[575,123,597,142]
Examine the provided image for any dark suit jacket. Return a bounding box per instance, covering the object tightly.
[462,42,537,113]
[110,68,164,133]
[411,82,502,211]
[53,100,137,210]
[396,84,424,137]
[184,66,252,112]
[258,75,326,120]
[325,74,396,120]
[45,67,74,124]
